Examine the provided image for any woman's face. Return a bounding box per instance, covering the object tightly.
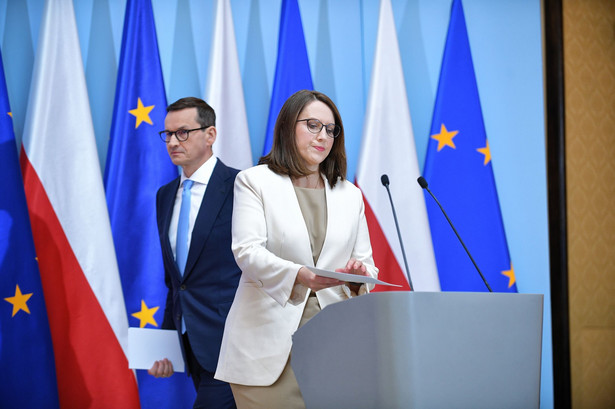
[294,100,335,173]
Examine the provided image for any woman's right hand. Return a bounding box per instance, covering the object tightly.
[296,266,344,291]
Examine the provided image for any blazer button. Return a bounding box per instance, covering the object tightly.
[180,284,186,290]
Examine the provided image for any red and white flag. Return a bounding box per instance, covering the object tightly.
[20,0,140,407]
[206,0,252,169]
[357,0,440,292]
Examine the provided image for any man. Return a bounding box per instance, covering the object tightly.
[149,97,241,409]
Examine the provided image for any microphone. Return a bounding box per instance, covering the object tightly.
[417,176,493,292]
[380,174,414,291]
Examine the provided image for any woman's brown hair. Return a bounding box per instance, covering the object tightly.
[259,90,347,187]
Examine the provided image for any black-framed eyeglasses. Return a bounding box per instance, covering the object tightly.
[158,126,208,143]
[296,118,341,138]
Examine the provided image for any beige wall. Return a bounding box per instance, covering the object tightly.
[563,0,615,407]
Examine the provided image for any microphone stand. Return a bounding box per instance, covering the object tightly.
[381,174,414,291]
[417,176,492,292]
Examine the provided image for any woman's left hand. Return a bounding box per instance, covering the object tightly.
[335,258,368,277]
[336,258,368,294]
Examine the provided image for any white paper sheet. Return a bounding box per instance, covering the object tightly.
[128,328,185,372]
[307,266,402,287]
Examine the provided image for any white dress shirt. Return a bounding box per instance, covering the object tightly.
[169,156,218,261]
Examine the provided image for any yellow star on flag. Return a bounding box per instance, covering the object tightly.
[128,98,154,129]
[431,124,458,151]
[477,140,492,165]
[7,111,12,117]
[501,264,516,288]
[4,285,33,317]
[131,299,159,328]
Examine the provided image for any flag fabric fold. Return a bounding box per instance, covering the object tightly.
[356,0,440,292]
[19,0,140,407]
[262,0,313,154]
[423,0,516,292]
[104,0,195,407]
[206,0,252,170]
[0,47,60,409]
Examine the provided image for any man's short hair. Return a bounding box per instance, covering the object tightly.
[167,97,216,128]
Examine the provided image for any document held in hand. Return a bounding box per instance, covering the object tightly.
[307,266,402,287]
[128,328,185,372]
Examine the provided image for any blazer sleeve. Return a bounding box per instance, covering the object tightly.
[231,170,304,307]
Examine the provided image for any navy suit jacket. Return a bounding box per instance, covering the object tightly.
[156,159,241,374]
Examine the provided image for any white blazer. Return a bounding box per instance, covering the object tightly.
[215,165,378,386]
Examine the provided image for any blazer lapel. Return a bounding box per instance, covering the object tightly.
[183,161,231,277]
[316,176,336,269]
[282,174,321,268]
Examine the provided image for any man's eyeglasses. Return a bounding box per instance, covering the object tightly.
[158,126,208,143]
[296,118,341,138]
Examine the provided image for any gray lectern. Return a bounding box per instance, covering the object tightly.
[291,291,543,409]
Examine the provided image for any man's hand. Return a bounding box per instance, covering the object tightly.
[148,358,174,378]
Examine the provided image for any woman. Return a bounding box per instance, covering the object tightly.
[215,90,378,408]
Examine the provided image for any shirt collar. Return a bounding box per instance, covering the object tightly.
[180,156,217,186]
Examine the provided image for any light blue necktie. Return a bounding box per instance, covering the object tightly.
[176,179,194,275]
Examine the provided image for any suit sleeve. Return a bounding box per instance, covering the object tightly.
[231,170,304,307]
[161,268,176,329]
[156,187,176,330]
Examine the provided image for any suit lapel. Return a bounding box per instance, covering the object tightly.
[160,177,181,276]
[183,161,231,277]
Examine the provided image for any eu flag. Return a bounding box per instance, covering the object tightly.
[262,0,313,154]
[103,0,194,407]
[423,0,517,292]
[0,48,60,408]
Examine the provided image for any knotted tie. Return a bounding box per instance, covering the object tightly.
[176,179,194,275]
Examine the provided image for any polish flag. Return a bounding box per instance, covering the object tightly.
[20,0,140,407]
[356,0,440,292]
[206,0,252,169]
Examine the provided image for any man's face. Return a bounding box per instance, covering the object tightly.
[164,107,215,176]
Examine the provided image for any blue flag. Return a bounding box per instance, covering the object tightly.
[103,0,195,407]
[0,48,60,408]
[262,0,313,154]
[423,0,517,292]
